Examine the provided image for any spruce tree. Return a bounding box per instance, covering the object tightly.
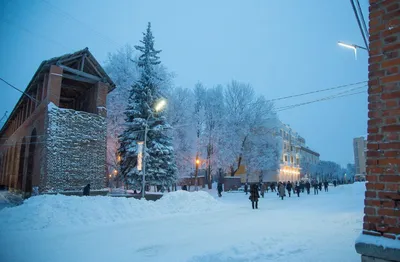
[118,22,177,190]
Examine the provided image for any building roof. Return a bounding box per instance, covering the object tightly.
[0,48,116,137]
[300,146,320,157]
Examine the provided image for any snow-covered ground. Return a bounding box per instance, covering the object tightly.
[0,183,365,262]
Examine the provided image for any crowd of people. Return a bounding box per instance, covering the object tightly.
[245,180,338,209]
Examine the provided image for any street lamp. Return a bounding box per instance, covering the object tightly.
[141,99,167,199]
[337,41,368,59]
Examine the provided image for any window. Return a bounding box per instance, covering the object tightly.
[296,158,299,165]
[284,155,288,162]
[290,156,293,163]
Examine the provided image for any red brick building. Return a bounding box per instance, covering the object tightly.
[0,48,115,197]
[355,1,400,261]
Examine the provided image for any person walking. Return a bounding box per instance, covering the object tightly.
[260,183,266,198]
[286,181,292,197]
[249,184,260,209]
[244,183,248,195]
[305,181,311,195]
[295,182,301,197]
[217,183,223,197]
[318,181,322,192]
[324,181,329,192]
[313,181,319,195]
[278,182,286,200]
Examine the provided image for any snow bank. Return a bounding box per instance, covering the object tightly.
[0,190,223,232]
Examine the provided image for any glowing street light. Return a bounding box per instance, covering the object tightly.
[337,41,367,60]
[141,99,168,199]
[155,99,167,112]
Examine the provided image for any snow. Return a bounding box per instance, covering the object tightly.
[0,183,367,262]
[356,233,400,250]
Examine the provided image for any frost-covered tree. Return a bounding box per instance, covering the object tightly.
[346,163,355,180]
[118,22,177,190]
[167,87,197,179]
[104,44,174,182]
[316,160,342,181]
[220,81,279,177]
[105,45,139,180]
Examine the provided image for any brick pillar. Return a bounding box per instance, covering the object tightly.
[46,65,63,107]
[355,1,400,261]
[95,82,109,117]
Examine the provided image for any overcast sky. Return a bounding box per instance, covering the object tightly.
[0,0,368,166]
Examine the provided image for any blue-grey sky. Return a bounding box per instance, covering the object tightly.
[0,0,368,166]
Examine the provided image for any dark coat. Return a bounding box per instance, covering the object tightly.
[295,185,301,193]
[249,185,260,201]
[286,183,292,191]
[83,184,90,196]
[305,182,311,189]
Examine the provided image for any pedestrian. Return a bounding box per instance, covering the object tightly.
[265,182,270,193]
[324,181,329,192]
[217,183,223,197]
[286,181,292,197]
[83,183,90,196]
[278,182,286,200]
[300,181,305,193]
[244,183,248,195]
[333,180,337,187]
[292,182,296,195]
[249,184,260,209]
[313,181,319,195]
[318,181,322,192]
[260,183,265,198]
[305,181,311,195]
[270,183,275,192]
[295,182,301,197]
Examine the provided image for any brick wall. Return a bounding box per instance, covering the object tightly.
[41,105,107,192]
[364,0,400,242]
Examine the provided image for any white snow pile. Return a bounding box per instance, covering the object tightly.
[0,190,223,232]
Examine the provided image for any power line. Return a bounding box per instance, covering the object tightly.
[267,80,367,102]
[276,88,367,112]
[0,112,8,124]
[1,18,70,50]
[40,0,121,47]
[355,0,369,42]
[0,77,39,103]
[350,0,369,51]
[276,84,366,110]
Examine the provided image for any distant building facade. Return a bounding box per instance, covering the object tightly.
[236,121,320,183]
[0,48,115,197]
[353,137,366,175]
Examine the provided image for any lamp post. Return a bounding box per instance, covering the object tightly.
[337,41,367,59]
[141,99,167,199]
[194,155,200,191]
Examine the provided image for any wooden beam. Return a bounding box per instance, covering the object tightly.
[61,73,97,84]
[85,56,104,79]
[57,54,84,66]
[60,65,101,82]
[59,97,75,102]
[80,54,86,71]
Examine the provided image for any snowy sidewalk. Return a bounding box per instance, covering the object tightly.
[0,184,365,262]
